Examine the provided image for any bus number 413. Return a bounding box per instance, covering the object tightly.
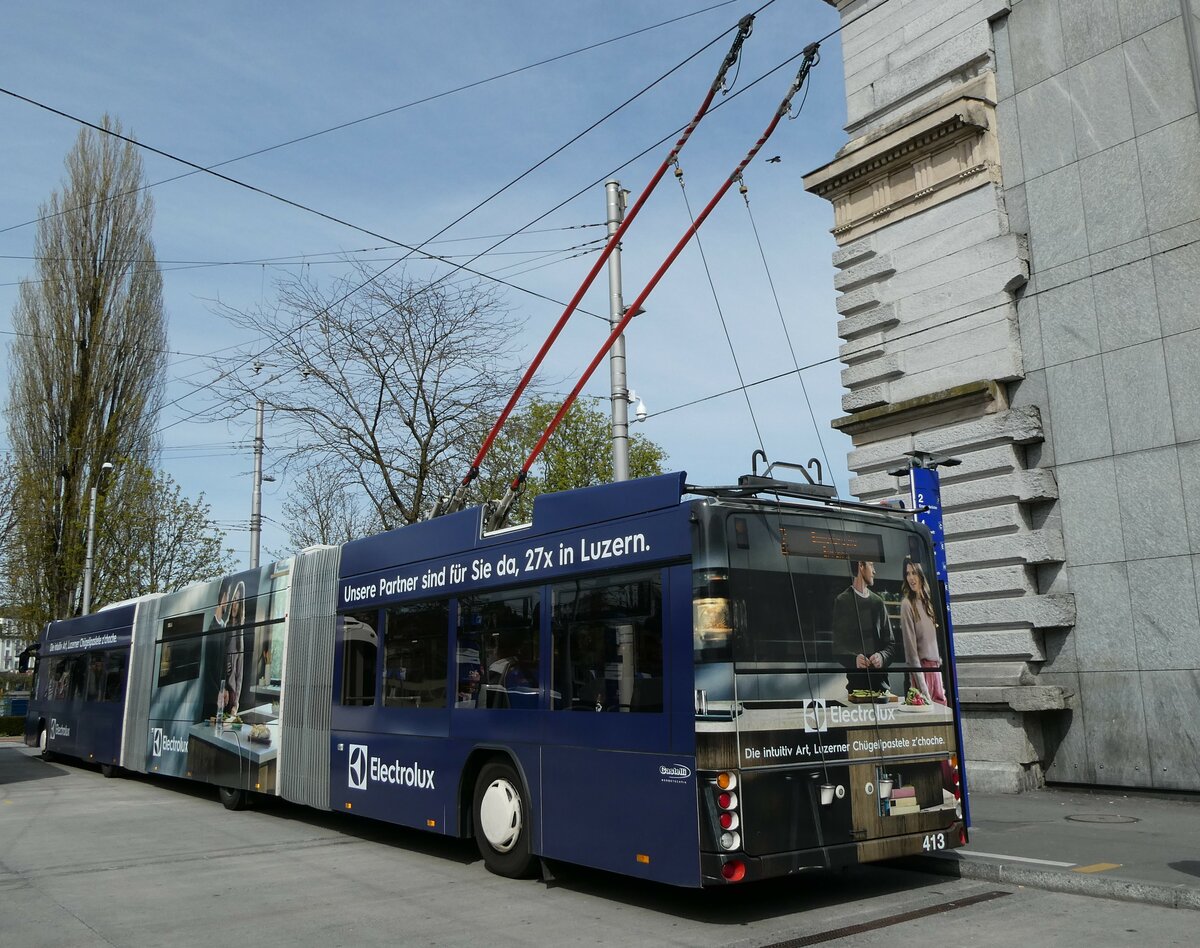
[922,833,946,851]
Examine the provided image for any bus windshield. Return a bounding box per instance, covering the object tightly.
[694,504,950,703]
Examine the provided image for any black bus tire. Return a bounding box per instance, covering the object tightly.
[218,786,248,811]
[100,763,117,779]
[472,761,535,878]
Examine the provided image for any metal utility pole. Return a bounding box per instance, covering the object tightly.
[81,461,113,616]
[606,180,631,482]
[249,399,265,569]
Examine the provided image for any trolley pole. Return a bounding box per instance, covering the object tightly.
[249,399,265,569]
[606,180,631,482]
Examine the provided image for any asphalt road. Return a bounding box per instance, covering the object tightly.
[0,745,1193,947]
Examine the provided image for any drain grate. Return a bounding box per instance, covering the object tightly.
[1065,814,1140,824]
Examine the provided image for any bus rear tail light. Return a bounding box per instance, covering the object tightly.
[717,790,738,810]
[718,811,739,831]
[719,830,742,851]
[721,859,746,882]
[716,771,737,791]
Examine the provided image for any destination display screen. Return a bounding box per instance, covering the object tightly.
[780,526,884,562]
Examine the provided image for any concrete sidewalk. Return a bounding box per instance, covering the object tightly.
[902,784,1200,911]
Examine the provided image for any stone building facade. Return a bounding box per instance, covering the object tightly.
[804,0,1200,792]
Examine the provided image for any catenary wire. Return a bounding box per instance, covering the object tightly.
[149,21,809,431]
[673,161,766,451]
[0,2,741,239]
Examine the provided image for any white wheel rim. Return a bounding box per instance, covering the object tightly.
[39,728,47,753]
[479,778,522,853]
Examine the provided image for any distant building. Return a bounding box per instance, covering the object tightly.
[806,0,1200,792]
[0,619,29,673]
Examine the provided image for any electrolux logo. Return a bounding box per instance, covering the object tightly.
[803,699,828,733]
[803,699,898,732]
[150,727,187,757]
[49,718,71,739]
[348,744,368,790]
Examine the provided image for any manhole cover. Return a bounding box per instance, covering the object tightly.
[1065,814,1140,824]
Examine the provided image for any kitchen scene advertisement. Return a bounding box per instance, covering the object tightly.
[145,561,291,790]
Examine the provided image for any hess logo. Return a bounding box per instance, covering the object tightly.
[348,744,368,790]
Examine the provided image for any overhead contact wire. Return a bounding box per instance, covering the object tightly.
[444,13,759,511]
[500,43,822,519]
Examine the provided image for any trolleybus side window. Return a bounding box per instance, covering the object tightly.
[551,568,663,713]
[456,586,540,709]
[340,611,378,706]
[85,651,107,701]
[382,601,449,709]
[158,613,204,687]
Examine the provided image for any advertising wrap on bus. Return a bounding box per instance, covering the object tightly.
[145,560,291,792]
[338,516,679,611]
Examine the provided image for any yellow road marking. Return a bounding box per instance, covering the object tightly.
[1073,862,1121,873]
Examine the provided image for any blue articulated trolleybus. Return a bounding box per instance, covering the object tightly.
[26,467,967,886]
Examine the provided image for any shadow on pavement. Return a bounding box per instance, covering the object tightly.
[0,745,72,786]
[1169,860,1200,879]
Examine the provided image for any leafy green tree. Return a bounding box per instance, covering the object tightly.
[5,117,166,624]
[476,396,668,522]
[90,466,237,604]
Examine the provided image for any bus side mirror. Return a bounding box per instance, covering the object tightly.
[18,653,30,673]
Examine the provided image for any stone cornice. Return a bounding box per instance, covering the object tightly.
[831,379,1000,436]
[804,94,1001,245]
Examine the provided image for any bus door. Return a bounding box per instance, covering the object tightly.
[540,563,699,884]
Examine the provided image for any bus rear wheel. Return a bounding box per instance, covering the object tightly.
[99,763,117,779]
[472,761,535,878]
[218,786,248,811]
[38,727,53,761]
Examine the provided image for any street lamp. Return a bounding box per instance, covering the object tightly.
[81,461,113,616]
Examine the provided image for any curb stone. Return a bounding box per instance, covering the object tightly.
[889,852,1200,912]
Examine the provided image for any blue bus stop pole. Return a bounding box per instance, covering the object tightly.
[909,463,971,828]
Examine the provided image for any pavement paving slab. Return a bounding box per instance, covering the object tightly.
[897,785,1200,910]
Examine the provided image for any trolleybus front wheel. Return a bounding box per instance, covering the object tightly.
[38,727,53,761]
[472,761,535,878]
[99,763,117,779]
[218,786,248,811]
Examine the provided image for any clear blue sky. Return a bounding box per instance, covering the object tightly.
[0,1,849,568]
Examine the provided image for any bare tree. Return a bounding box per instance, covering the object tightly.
[210,265,523,527]
[5,116,167,624]
[273,460,384,552]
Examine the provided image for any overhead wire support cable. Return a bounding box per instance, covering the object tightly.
[437,12,758,517]
[487,42,822,530]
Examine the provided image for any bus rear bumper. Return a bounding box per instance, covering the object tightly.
[701,820,967,885]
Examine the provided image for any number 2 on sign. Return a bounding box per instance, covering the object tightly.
[922,832,946,851]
